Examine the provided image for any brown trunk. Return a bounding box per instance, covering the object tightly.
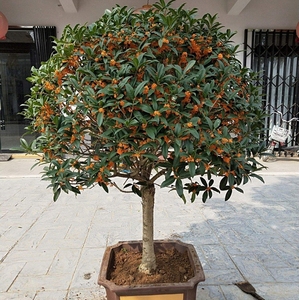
[138,183,156,274]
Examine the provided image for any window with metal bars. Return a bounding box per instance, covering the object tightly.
[244,29,299,145]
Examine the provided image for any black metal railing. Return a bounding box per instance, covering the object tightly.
[33,26,56,67]
[244,29,299,146]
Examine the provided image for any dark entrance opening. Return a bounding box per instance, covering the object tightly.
[0,26,56,152]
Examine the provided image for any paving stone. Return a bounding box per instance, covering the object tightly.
[0,236,17,253]
[9,273,73,293]
[229,255,276,283]
[12,229,47,250]
[201,268,244,285]
[34,290,67,300]
[3,249,57,264]
[220,284,256,300]
[0,292,35,300]
[196,285,226,300]
[267,267,299,283]
[73,248,103,275]
[19,260,53,277]
[0,261,26,293]
[200,244,237,270]
[0,158,298,299]
[47,248,81,275]
[67,287,106,300]
[253,283,299,300]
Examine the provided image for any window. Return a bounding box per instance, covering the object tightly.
[244,29,299,145]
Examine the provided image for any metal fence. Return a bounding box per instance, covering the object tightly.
[244,29,299,146]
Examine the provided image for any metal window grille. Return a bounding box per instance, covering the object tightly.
[33,26,56,67]
[244,29,299,145]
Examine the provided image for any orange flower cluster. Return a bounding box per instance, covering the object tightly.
[188,35,214,60]
[150,40,171,55]
[182,91,192,105]
[40,103,54,122]
[44,81,55,91]
[54,67,73,86]
[179,52,188,66]
[116,143,130,155]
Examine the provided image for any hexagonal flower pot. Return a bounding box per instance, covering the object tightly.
[98,240,205,300]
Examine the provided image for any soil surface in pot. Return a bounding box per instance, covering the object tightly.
[108,247,194,285]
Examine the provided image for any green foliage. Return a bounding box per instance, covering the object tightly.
[22,0,265,202]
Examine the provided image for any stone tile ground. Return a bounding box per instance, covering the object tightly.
[0,158,298,299]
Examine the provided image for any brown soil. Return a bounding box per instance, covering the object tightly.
[108,247,194,286]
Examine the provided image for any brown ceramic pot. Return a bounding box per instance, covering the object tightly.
[98,240,205,300]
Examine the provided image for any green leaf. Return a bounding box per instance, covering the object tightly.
[161,176,175,188]
[202,190,208,203]
[228,173,235,186]
[172,65,183,77]
[180,193,187,204]
[198,162,206,176]
[223,126,229,136]
[205,117,213,130]
[175,123,182,136]
[250,173,265,183]
[132,185,142,197]
[196,66,206,82]
[20,138,28,150]
[97,112,103,127]
[243,175,249,185]
[235,187,244,193]
[200,177,207,187]
[189,162,195,177]
[158,38,164,48]
[203,83,210,97]
[183,60,196,74]
[220,176,228,190]
[175,178,183,196]
[189,129,199,139]
[134,81,148,97]
[225,189,232,201]
[125,83,135,99]
[146,127,157,139]
[214,119,221,129]
[139,104,153,114]
[123,183,132,189]
[162,143,169,159]
[53,188,61,202]
[100,182,109,193]
[191,192,196,203]
[142,153,158,160]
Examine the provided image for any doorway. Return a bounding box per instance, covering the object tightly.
[0,26,56,152]
[0,51,34,151]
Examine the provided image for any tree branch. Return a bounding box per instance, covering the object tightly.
[111,181,134,193]
[149,168,166,184]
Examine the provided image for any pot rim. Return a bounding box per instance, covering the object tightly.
[98,239,205,293]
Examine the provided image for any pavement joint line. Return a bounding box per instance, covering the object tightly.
[6,263,27,293]
[0,198,53,265]
[65,206,98,297]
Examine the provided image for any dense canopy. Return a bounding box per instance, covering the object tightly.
[22,0,265,203]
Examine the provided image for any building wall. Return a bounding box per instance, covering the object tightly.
[1,0,298,50]
[0,0,298,151]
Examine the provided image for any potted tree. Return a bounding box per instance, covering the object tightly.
[21,0,265,299]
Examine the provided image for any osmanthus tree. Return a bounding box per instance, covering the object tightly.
[22,0,265,274]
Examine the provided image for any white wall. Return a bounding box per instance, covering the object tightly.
[1,0,298,52]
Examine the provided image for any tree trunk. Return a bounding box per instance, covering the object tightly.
[138,183,156,274]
